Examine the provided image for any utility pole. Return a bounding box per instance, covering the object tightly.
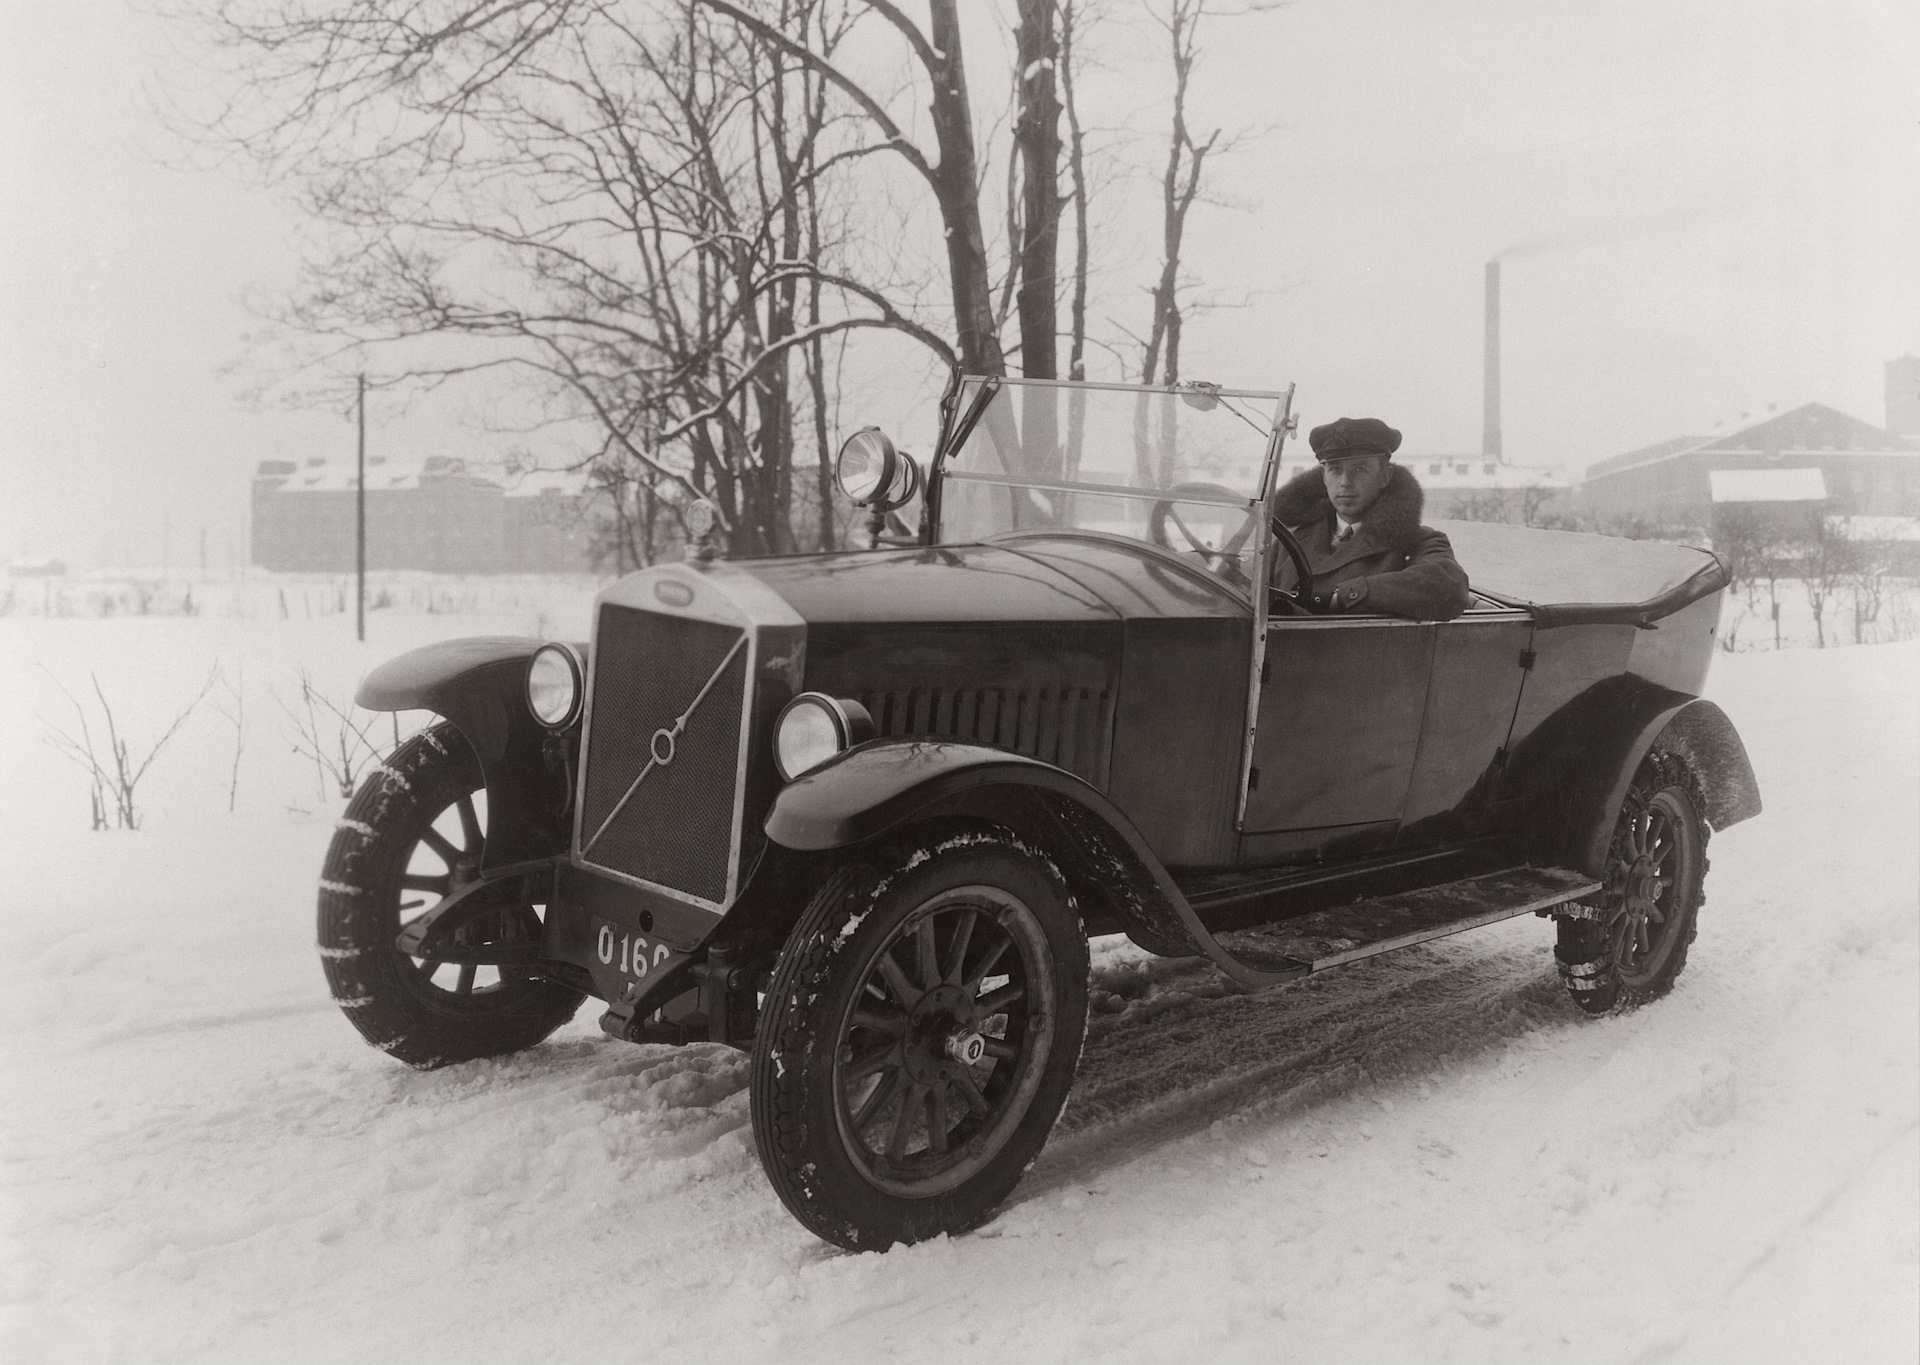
[356,373,367,643]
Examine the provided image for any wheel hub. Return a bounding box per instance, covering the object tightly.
[944,1028,987,1067]
[1626,855,1658,911]
[901,983,981,1084]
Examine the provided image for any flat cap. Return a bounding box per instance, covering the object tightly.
[1308,416,1401,461]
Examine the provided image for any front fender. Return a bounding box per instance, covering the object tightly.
[357,637,584,870]
[357,636,551,712]
[1500,677,1761,875]
[765,742,1309,989]
[766,741,1087,851]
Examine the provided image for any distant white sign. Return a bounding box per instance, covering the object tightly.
[1708,468,1827,503]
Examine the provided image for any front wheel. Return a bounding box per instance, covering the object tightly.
[317,723,584,1067]
[1556,750,1709,1015]
[750,826,1090,1250]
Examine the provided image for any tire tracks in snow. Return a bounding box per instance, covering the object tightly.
[1033,923,1581,1195]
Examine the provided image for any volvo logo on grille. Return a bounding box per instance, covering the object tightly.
[581,633,748,856]
[653,579,695,607]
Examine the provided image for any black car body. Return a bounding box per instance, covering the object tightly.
[321,376,1760,1248]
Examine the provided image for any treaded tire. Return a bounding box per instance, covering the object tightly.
[318,722,584,1068]
[749,825,1089,1250]
[1557,749,1710,1016]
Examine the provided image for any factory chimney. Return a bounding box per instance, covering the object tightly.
[1483,260,1502,460]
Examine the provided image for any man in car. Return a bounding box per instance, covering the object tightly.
[1270,416,1471,620]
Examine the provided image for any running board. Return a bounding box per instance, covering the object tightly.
[1200,866,1600,984]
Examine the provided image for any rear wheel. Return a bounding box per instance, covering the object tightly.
[318,723,584,1067]
[1556,751,1709,1015]
[750,826,1089,1250]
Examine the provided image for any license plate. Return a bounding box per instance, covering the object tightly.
[592,917,675,990]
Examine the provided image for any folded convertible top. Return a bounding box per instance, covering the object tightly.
[1432,520,1730,630]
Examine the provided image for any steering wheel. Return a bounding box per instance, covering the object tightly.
[1267,515,1325,616]
[1147,482,1261,583]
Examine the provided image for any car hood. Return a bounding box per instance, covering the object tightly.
[733,536,1248,625]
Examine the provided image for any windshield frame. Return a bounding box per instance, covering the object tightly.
[925,374,1297,559]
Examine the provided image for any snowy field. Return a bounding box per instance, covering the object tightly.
[1,582,1915,1364]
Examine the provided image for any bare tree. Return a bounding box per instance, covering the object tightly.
[214,661,249,813]
[275,667,386,802]
[700,0,1006,375]
[1841,526,1895,643]
[172,1,954,557]
[175,1,1287,561]
[1139,0,1223,389]
[1011,0,1062,380]
[1516,484,1560,527]
[1715,504,1799,631]
[1800,516,1853,649]
[40,667,217,830]
[1060,0,1100,386]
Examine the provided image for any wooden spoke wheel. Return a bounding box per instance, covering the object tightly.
[751,828,1089,1250]
[317,723,582,1068]
[1557,751,1709,1016]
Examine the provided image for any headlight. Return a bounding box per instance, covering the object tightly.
[774,693,875,781]
[836,427,923,510]
[526,643,585,729]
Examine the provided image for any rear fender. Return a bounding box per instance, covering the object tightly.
[761,742,1304,986]
[357,637,582,870]
[1501,677,1760,875]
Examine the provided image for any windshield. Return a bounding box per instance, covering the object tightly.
[936,378,1288,572]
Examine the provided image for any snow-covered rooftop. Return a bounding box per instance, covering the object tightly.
[1709,468,1828,503]
[259,457,590,497]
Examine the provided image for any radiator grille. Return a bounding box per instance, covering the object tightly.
[855,686,1110,785]
[577,604,749,905]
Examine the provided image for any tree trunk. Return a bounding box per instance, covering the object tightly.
[1061,0,1091,385]
[1013,0,1060,381]
[926,1,1006,376]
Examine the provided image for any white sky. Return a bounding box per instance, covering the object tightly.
[2,0,1916,570]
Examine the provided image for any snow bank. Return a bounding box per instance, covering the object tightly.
[0,609,1913,1364]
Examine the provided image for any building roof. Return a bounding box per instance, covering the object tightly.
[1585,402,1919,484]
[253,454,590,495]
[499,467,593,499]
[1709,468,1827,503]
[1584,434,1712,481]
[1693,402,1913,455]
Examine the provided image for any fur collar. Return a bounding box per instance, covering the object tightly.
[1272,463,1427,550]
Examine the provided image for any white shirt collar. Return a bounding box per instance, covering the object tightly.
[1335,517,1363,540]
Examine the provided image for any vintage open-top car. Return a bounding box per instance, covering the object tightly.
[318,375,1760,1249]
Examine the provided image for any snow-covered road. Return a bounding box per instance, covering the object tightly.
[2,616,1914,1364]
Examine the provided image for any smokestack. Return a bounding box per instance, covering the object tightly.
[1483,260,1502,460]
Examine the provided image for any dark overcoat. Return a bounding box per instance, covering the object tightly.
[1271,465,1472,620]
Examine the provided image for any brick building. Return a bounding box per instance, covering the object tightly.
[251,456,602,574]
[1578,359,1920,536]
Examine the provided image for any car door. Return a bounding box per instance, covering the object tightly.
[1395,600,1534,847]
[1240,615,1435,858]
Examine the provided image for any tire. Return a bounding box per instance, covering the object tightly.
[749,825,1090,1250]
[318,723,584,1068]
[1556,750,1710,1016]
